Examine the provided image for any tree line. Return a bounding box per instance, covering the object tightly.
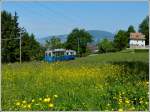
[1,10,149,63]
[45,16,149,55]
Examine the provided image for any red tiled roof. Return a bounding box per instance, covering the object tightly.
[130,32,145,40]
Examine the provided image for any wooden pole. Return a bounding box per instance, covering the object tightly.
[78,37,80,55]
[20,33,22,64]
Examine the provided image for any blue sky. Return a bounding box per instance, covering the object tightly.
[2,1,148,39]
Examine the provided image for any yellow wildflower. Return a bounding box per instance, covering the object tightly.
[43,98,50,102]
[31,99,35,103]
[39,98,42,101]
[107,103,110,106]
[140,100,143,104]
[16,102,20,106]
[119,98,123,103]
[118,108,123,112]
[125,99,130,104]
[131,107,135,110]
[27,104,31,109]
[48,103,54,108]
[47,98,51,102]
[23,105,27,108]
[22,100,27,104]
[54,94,58,98]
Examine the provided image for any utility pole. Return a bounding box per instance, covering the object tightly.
[77,37,80,55]
[19,33,22,64]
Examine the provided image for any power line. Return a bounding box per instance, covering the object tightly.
[1,33,22,64]
[37,3,85,28]
[18,4,76,33]
[1,38,20,40]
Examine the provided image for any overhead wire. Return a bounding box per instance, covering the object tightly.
[36,2,86,29]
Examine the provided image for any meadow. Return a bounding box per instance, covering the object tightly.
[2,50,149,111]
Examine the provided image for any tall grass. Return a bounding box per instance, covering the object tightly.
[2,51,149,111]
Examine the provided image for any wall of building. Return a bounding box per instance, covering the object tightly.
[129,39,145,46]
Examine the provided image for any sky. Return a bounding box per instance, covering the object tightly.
[2,1,148,39]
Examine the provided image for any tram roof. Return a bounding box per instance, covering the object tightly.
[45,49,76,53]
[46,49,65,52]
[66,50,76,52]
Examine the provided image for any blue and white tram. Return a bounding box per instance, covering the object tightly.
[44,49,76,62]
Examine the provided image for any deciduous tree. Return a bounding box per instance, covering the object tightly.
[139,16,149,45]
[66,28,93,56]
[114,30,128,51]
[45,36,62,49]
[98,38,114,53]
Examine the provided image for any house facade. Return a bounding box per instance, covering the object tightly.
[86,44,99,53]
[129,32,145,48]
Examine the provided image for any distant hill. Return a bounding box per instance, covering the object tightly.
[37,30,114,45]
[88,30,114,42]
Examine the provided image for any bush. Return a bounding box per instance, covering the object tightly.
[98,38,116,53]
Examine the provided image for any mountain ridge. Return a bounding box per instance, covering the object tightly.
[37,30,115,44]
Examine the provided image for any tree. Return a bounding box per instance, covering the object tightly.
[114,30,128,51]
[21,32,42,61]
[126,25,135,47]
[1,10,43,63]
[126,25,135,37]
[66,28,93,56]
[98,38,114,53]
[45,36,62,49]
[1,11,21,63]
[139,16,149,45]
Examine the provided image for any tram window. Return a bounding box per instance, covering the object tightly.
[52,52,55,57]
[60,52,62,56]
[62,52,64,56]
[49,53,51,57]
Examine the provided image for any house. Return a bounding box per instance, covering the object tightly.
[86,43,99,53]
[129,32,145,48]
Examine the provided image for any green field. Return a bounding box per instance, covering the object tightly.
[2,51,149,111]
